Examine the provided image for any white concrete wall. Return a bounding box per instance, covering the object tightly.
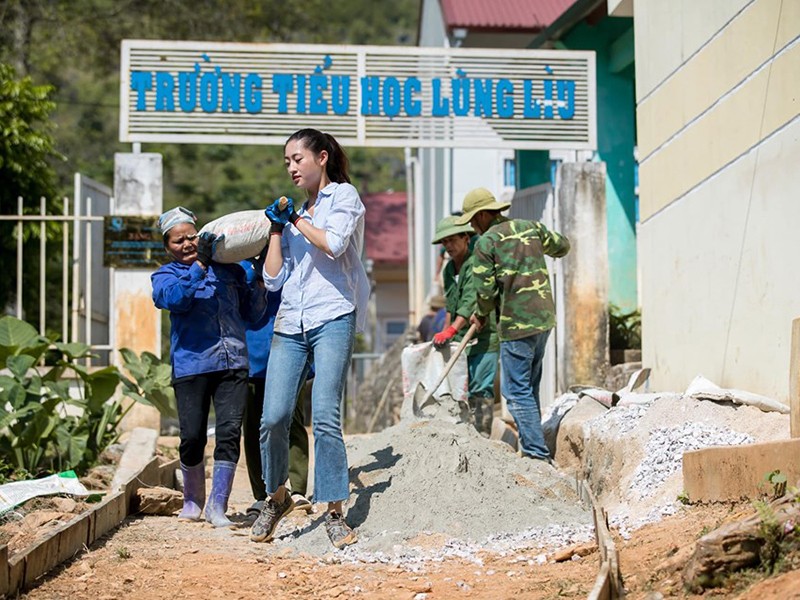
[635,0,800,400]
[451,148,516,212]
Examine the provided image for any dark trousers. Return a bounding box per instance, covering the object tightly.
[173,369,248,467]
[243,377,310,500]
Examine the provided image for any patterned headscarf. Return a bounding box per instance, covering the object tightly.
[158,206,196,235]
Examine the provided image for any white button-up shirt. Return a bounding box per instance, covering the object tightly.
[264,182,370,335]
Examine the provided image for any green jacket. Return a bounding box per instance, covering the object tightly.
[443,252,498,355]
[472,215,570,341]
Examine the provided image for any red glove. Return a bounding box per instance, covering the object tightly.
[433,326,457,348]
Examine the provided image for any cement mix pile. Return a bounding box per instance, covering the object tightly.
[270,420,594,563]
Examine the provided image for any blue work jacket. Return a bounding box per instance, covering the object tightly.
[151,260,267,380]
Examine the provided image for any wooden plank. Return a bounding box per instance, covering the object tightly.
[123,455,162,514]
[8,554,23,597]
[22,526,62,588]
[791,317,800,438]
[56,511,91,566]
[581,481,623,598]
[5,455,165,596]
[159,457,180,489]
[587,561,611,600]
[0,544,9,598]
[90,491,127,544]
[16,513,90,590]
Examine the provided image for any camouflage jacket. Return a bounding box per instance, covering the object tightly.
[472,215,570,341]
[442,252,499,355]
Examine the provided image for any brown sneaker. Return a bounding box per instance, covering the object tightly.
[250,493,294,542]
[324,511,357,549]
[291,492,313,514]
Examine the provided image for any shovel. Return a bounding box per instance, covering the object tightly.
[412,323,478,417]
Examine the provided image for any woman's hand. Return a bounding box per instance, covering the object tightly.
[196,231,218,267]
[265,199,289,225]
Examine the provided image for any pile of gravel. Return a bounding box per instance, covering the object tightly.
[628,422,754,499]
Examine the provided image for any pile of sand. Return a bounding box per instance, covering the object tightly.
[273,420,593,560]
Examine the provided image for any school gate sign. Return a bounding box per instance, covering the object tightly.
[120,40,596,150]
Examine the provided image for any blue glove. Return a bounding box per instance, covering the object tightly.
[264,199,289,225]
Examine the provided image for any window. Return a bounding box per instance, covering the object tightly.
[385,321,406,335]
[503,158,516,187]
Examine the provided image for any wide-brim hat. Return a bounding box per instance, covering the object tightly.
[431,215,475,244]
[453,187,510,225]
[429,294,447,309]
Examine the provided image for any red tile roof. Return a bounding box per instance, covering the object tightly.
[363,191,407,266]
[441,0,574,30]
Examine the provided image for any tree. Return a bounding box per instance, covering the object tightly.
[0,61,63,317]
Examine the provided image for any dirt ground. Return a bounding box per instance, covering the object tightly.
[15,459,800,600]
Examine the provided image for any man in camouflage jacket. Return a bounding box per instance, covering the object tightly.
[455,187,570,463]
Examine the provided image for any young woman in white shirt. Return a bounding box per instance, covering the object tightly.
[250,128,369,549]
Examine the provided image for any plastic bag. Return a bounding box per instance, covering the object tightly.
[199,209,270,263]
[0,471,91,514]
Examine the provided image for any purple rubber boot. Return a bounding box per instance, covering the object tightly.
[178,462,206,521]
[204,460,237,527]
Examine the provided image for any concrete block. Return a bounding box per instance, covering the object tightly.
[111,427,158,491]
[683,439,800,502]
[553,397,607,473]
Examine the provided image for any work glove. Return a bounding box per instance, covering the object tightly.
[283,197,301,226]
[432,325,458,348]
[265,199,289,229]
[196,231,217,266]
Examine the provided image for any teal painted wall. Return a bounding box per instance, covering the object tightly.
[521,17,638,312]
[518,150,550,189]
[565,17,637,312]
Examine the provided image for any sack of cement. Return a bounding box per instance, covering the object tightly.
[199,209,270,263]
[685,375,789,414]
[400,342,469,422]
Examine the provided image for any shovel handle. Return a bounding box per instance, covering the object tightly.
[420,323,479,407]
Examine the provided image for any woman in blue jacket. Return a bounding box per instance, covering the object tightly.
[151,207,267,527]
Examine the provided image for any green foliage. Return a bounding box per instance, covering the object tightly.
[753,499,783,573]
[0,62,61,209]
[0,316,164,480]
[609,304,641,350]
[0,61,65,315]
[118,348,177,419]
[676,490,691,505]
[0,0,417,220]
[763,469,788,499]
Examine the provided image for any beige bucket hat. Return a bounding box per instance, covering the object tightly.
[431,215,475,244]
[453,187,510,225]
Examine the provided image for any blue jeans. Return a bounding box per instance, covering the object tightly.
[260,312,355,503]
[500,330,551,459]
